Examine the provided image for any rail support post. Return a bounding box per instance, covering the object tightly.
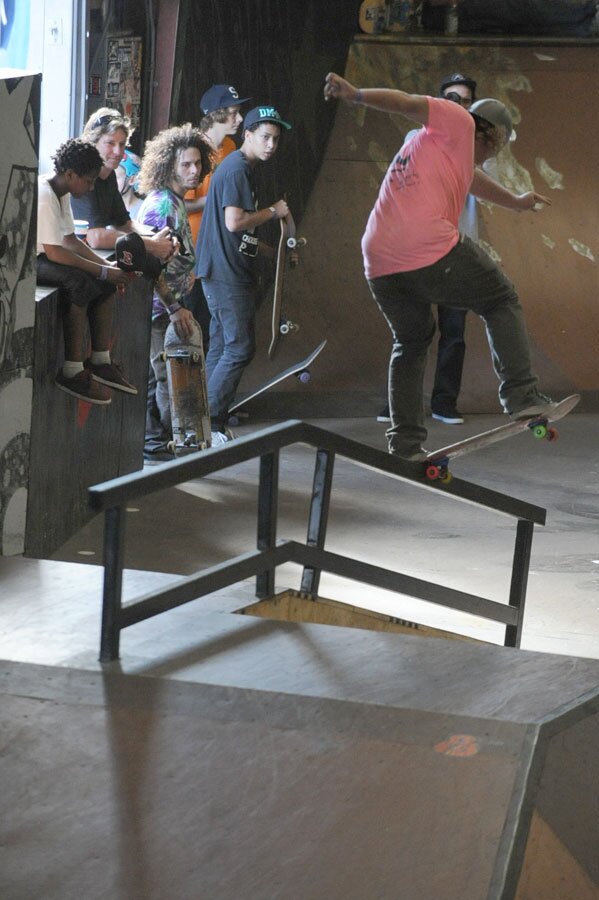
[505,518,535,648]
[256,451,280,598]
[99,505,126,662]
[300,448,335,596]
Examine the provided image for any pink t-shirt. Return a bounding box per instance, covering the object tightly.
[362,97,475,278]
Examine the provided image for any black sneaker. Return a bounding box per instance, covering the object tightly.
[143,448,176,464]
[431,408,464,425]
[376,405,391,423]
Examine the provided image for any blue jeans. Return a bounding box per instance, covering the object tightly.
[202,278,256,430]
[368,236,539,457]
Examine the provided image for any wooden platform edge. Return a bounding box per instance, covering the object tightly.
[237,589,484,643]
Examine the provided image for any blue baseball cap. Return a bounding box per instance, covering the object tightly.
[200,84,251,114]
[243,106,292,131]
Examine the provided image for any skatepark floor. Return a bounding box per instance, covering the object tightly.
[1,413,598,900]
[1,412,597,666]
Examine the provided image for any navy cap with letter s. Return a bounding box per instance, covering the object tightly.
[200,84,251,114]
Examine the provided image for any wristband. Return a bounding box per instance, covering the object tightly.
[354,89,364,104]
[167,302,182,315]
[268,206,277,219]
[99,265,109,281]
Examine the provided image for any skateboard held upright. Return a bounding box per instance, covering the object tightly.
[269,212,307,359]
[163,319,211,455]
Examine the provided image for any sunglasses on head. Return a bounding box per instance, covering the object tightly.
[93,114,118,129]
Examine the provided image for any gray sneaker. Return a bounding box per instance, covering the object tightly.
[390,448,429,462]
[511,394,558,420]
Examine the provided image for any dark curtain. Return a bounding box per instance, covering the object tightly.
[171,0,360,225]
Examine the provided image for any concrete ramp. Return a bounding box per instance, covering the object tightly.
[243,38,598,416]
[1,615,598,899]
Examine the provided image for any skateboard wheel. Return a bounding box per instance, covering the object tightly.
[166,440,176,454]
[286,237,297,249]
[297,370,311,384]
[532,423,548,439]
[425,464,441,481]
[228,415,239,427]
[280,323,290,335]
[439,469,453,485]
[191,351,200,363]
[546,426,559,442]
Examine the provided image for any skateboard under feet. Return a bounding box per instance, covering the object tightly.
[423,394,580,484]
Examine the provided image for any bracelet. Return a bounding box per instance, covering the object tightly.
[99,265,109,281]
[167,302,182,315]
[354,89,364,104]
[268,206,277,219]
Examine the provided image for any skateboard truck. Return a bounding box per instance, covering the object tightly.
[279,319,300,335]
[286,236,307,250]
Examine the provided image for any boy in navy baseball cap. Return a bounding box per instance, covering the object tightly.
[200,84,252,115]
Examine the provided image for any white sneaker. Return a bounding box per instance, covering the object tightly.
[211,427,237,447]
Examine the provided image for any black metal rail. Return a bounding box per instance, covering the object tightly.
[89,420,546,662]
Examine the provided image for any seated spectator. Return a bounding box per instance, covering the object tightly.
[71,107,175,263]
[36,139,135,405]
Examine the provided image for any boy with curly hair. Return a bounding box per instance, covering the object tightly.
[36,138,135,404]
[135,123,212,461]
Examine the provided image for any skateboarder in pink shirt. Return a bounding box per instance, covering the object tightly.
[324,72,557,462]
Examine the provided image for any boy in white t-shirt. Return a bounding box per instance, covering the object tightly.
[37,139,136,404]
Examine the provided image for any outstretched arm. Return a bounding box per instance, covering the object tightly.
[323,72,429,126]
[471,168,552,211]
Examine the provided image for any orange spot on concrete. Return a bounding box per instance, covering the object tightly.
[77,400,92,427]
[434,734,479,758]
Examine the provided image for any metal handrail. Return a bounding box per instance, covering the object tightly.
[89,420,545,662]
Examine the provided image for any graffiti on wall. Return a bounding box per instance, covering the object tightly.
[0,73,40,554]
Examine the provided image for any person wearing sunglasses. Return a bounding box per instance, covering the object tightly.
[71,108,175,264]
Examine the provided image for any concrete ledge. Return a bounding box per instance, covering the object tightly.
[26,279,153,558]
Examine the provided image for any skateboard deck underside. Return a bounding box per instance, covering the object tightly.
[229,340,327,415]
[165,349,211,452]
